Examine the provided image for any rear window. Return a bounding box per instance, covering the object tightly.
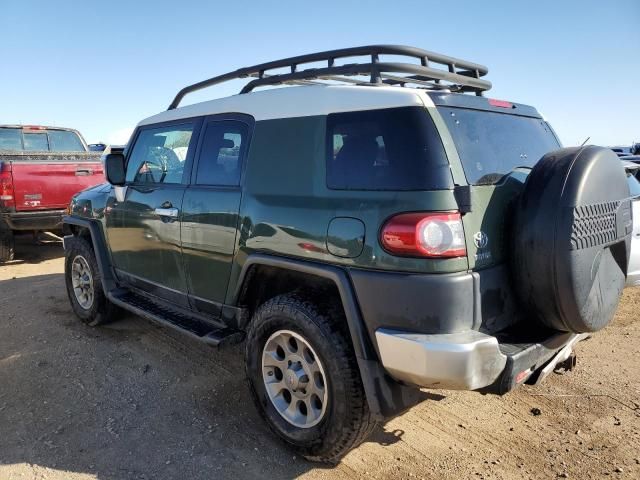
[49,130,85,151]
[0,128,22,150]
[438,108,560,185]
[0,128,85,152]
[326,107,452,191]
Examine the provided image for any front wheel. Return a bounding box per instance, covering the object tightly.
[245,294,376,463]
[64,235,120,326]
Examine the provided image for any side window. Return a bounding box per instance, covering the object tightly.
[195,120,248,186]
[125,123,194,184]
[326,107,451,191]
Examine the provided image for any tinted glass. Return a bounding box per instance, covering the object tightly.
[195,120,247,186]
[327,107,451,190]
[125,124,194,184]
[0,128,22,151]
[23,133,49,151]
[627,171,640,197]
[438,107,560,185]
[49,130,85,151]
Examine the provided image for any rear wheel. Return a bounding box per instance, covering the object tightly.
[0,220,14,263]
[65,235,120,326]
[245,293,376,463]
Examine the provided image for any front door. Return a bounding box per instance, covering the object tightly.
[106,120,201,307]
[181,116,251,315]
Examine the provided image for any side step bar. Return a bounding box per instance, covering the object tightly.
[108,289,244,347]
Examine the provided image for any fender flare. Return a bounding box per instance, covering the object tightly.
[233,254,426,420]
[62,215,117,293]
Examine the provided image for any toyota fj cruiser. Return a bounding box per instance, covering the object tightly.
[62,46,632,462]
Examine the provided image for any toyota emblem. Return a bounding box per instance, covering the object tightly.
[474,231,489,249]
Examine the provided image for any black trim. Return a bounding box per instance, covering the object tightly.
[62,216,117,293]
[485,332,577,394]
[2,209,66,231]
[233,253,427,420]
[168,45,491,109]
[115,269,190,309]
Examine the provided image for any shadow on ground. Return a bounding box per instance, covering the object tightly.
[0,272,431,479]
[5,232,64,265]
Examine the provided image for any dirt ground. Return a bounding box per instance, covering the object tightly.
[0,235,638,480]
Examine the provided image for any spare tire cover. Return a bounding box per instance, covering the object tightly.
[512,146,632,333]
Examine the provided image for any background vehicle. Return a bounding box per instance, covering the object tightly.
[610,145,632,157]
[0,125,104,262]
[62,46,632,462]
[624,160,640,286]
[88,143,107,152]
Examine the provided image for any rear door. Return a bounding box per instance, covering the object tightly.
[433,96,561,270]
[105,120,201,306]
[181,115,251,315]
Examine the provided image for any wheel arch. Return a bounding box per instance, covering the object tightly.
[232,253,425,420]
[63,216,116,293]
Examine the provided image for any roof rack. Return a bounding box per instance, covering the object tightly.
[167,45,491,110]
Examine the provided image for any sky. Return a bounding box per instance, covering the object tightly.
[1,0,638,147]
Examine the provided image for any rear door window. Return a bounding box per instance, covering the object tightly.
[195,120,248,186]
[438,107,560,185]
[326,107,452,190]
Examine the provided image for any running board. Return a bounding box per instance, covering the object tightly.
[108,289,244,347]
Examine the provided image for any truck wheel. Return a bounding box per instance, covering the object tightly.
[245,293,376,463]
[0,223,14,263]
[64,236,120,326]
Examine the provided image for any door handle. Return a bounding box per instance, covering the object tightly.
[154,207,179,218]
[75,168,93,176]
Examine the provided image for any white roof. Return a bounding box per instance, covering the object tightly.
[138,85,434,127]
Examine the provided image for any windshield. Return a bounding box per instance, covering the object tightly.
[0,127,85,152]
[438,107,561,185]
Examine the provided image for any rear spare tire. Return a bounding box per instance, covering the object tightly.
[512,146,632,333]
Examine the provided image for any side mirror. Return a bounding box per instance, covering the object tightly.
[105,153,126,186]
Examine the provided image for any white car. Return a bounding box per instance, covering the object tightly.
[624,161,640,287]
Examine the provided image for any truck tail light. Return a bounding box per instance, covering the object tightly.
[380,212,466,258]
[0,162,15,208]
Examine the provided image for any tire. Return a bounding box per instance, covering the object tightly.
[64,235,120,326]
[0,222,14,263]
[245,293,376,463]
[512,146,632,333]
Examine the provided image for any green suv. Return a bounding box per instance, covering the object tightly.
[63,46,632,462]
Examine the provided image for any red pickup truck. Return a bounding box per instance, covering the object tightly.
[0,125,105,262]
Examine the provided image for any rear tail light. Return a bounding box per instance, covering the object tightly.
[0,162,15,208]
[380,212,466,258]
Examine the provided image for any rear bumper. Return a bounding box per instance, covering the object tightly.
[625,270,640,287]
[375,328,587,393]
[1,210,66,231]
